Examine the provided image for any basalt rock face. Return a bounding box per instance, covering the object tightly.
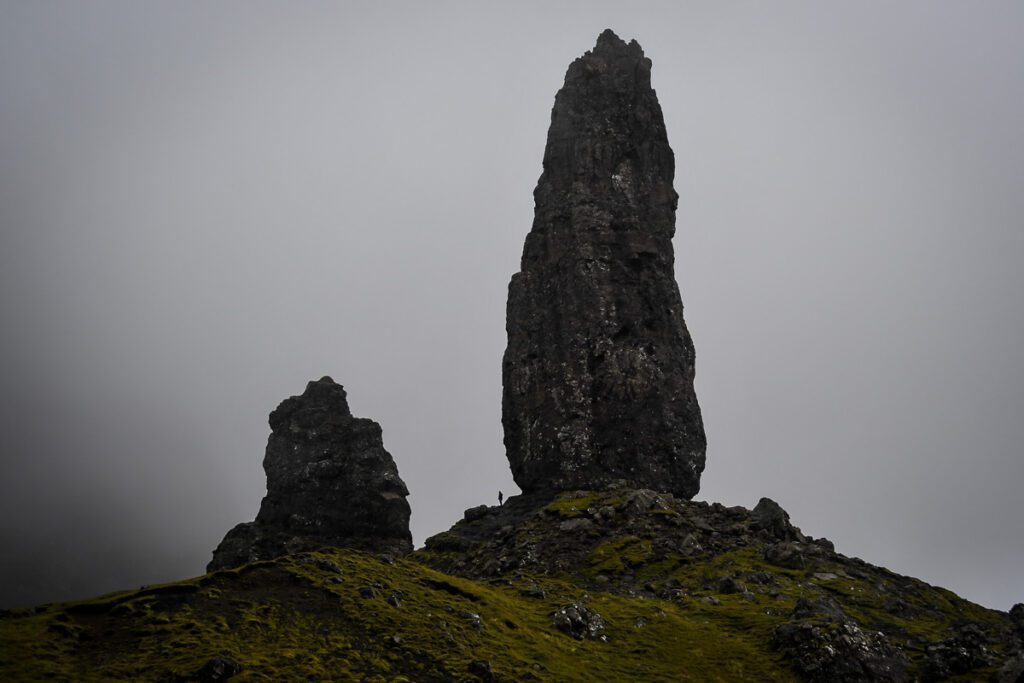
[208,377,411,571]
[502,30,706,497]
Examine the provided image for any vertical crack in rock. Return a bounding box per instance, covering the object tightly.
[502,29,706,498]
[208,377,412,571]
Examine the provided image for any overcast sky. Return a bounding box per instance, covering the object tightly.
[1,1,1022,611]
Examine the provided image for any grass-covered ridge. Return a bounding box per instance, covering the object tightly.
[2,548,800,682]
[416,489,1019,681]
[3,489,1019,681]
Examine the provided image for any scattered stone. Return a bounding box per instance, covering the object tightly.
[791,596,847,622]
[385,635,402,648]
[882,598,915,617]
[922,622,995,680]
[814,537,836,552]
[464,505,491,522]
[461,611,484,631]
[468,659,495,682]
[193,656,241,682]
[501,29,706,499]
[315,559,343,574]
[519,584,546,599]
[559,518,596,533]
[751,498,800,540]
[1010,603,1024,635]
[718,577,746,595]
[996,653,1024,683]
[553,602,606,640]
[747,571,776,585]
[387,591,403,608]
[764,542,806,570]
[423,531,473,553]
[208,378,412,571]
[700,596,721,606]
[679,533,703,555]
[773,620,910,682]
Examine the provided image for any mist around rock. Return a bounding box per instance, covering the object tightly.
[3,25,1024,683]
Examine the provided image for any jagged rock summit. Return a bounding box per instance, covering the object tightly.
[208,377,411,571]
[502,29,706,498]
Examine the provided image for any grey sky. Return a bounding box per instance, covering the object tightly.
[1,1,1022,611]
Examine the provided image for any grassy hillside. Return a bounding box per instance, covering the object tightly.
[2,490,1019,681]
[3,548,799,681]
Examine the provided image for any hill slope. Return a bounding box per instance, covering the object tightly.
[3,490,1021,681]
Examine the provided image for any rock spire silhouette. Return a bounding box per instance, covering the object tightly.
[502,30,706,497]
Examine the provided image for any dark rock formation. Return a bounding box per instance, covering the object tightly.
[552,602,606,641]
[772,620,911,682]
[1011,602,1024,636]
[502,29,705,498]
[764,542,807,570]
[751,497,806,541]
[921,622,996,681]
[193,656,242,682]
[419,486,1018,679]
[208,377,411,571]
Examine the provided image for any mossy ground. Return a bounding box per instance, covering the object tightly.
[2,548,800,682]
[3,490,1015,681]
[418,489,1016,681]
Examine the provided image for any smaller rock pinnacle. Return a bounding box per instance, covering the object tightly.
[208,377,412,571]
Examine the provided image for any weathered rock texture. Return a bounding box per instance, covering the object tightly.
[208,377,411,571]
[502,29,706,497]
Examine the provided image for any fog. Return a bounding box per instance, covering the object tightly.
[1,1,1022,610]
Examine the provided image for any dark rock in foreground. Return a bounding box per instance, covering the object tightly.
[208,377,411,571]
[502,29,705,498]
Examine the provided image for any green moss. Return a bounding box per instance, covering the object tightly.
[1,543,1012,681]
[0,548,803,681]
[589,536,653,575]
[545,493,603,518]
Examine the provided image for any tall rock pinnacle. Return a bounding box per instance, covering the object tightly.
[502,30,706,498]
[208,377,412,571]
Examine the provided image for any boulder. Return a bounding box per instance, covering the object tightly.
[751,497,804,541]
[773,620,910,682]
[764,542,806,570]
[194,656,241,682]
[1010,602,1024,636]
[922,622,995,680]
[553,602,606,641]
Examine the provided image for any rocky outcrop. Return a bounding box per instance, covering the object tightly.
[772,620,911,682]
[502,29,705,498]
[419,488,1017,681]
[752,497,806,541]
[208,377,411,571]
